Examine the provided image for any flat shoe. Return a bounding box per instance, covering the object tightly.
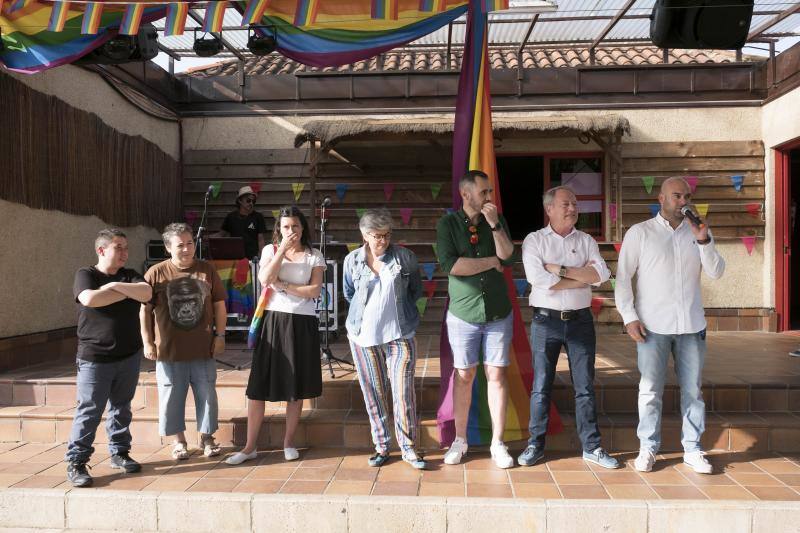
[368,453,390,467]
[284,447,299,461]
[225,451,257,465]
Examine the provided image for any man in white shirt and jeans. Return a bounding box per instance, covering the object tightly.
[615,177,725,474]
[519,186,619,469]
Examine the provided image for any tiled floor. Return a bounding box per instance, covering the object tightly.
[2,441,800,501]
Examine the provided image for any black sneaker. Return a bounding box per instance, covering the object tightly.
[109,452,141,473]
[517,445,545,467]
[67,461,93,487]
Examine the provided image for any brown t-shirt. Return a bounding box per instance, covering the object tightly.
[144,259,226,363]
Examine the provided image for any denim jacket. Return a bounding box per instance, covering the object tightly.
[342,244,423,339]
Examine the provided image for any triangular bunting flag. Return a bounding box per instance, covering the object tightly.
[249,182,262,194]
[335,184,348,201]
[416,297,428,317]
[400,208,413,225]
[746,203,761,218]
[431,183,442,200]
[695,204,709,218]
[514,279,528,297]
[210,181,222,199]
[685,176,698,193]
[642,176,655,194]
[383,184,395,201]
[610,279,616,290]
[202,1,228,32]
[591,297,603,317]
[741,236,756,255]
[292,183,305,201]
[423,280,437,299]
[613,243,622,254]
[356,208,366,220]
[446,208,456,215]
[272,209,280,219]
[421,263,436,281]
[184,209,199,226]
[346,243,361,253]
[609,203,617,223]
[649,203,660,218]
[432,243,438,259]
[731,175,744,192]
[80,2,103,35]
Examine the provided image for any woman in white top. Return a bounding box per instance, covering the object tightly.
[226,206,325,464]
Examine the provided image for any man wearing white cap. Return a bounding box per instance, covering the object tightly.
[218,185,267,259]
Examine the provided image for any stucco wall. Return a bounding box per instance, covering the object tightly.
[0,199,159,338]
[8,66,180,160]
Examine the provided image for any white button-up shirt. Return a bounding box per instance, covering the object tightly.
[614,213,725,335]
[522,225,611,311]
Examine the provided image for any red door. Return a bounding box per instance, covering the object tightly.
[775,138,800,331]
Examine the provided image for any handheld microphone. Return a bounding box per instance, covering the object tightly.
[681,206,705,228]
[320,196,332,208]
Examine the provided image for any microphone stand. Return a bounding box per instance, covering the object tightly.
[319,200,353,378]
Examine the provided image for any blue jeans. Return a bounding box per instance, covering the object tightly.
[65,351,142,463]
[156,358,219,437]
[637,329,706,453]
[528,309,602,453]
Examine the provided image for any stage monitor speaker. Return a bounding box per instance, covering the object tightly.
[650,0,754,50]
[75,25,158,65]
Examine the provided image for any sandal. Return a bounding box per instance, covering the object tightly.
[200,434,221,458]
[171,441,189,460]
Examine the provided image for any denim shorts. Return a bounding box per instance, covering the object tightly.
[446,311,513,369]
[155,358,219,437]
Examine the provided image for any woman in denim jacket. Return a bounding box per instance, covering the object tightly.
[343,207,426,469]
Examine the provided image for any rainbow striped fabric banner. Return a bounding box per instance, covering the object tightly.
[293,0,319,26]
[371,0,398,20]
[164,2,189,36]
[436,0,562,446]
[242,0,271,25]
[202,1,228,32]
[482,0,508,12]
[3,0,29,14]
[119,2,145,35]
[47,0,70,32]
[419,0,446,11]
[80,2,104,34]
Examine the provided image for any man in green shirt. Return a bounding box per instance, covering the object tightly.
[436,169,516,469]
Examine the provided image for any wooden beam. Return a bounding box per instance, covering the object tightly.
[517,14,539,55]
[589,0,637,52]
[747,3,800,41]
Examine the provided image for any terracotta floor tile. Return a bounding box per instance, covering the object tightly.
[376,468,422,482]
[701,485,757,500]
[546,457,591,471]
[550,471,599,485]
[719,461,763,473]
[652,485,708,500]
[338,453,375,469]
[419,482,465,497]
[754,460,800,474]
[371,481,419,496]
[558,485,610,499]
[204,464,255,479]
[325,480,374,495]
[595,472,646,485]
[103,475,160,491]
[727,472,783,486]
[248,465,297,480]
[421,467,465,484]
[640,469,690,485]
[233,479,284,494]
[465,469,510,484]
[681,472,737,486]
[140,476,200,492]
[466,483,513,498]
[509,470,554,484]
[604,484,658,499]
[187,478,240,492]
[11,475,64,489]
[298,455,344,469]
[746,486,800,500]
[333,468,378,482]
[463,456,498,470]
[513,483,562,499]
[3,462,54,475]
[279,480,329,494]
[775,474,800,486]
[289,466,336,481]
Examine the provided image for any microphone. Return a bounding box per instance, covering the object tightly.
[681,206,705,228]
[204,185,214,200]
[320,196,332,208]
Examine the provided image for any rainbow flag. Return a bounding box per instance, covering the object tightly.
[419,0,446,11]
[3,0,29,14]
[80,1,103,34]
[482,0,508,12]
[371,0,398,20]
[164,2,189,36]
[293,0,319,26]
[202,0,228,32]
[242,0,270,25]
[47,0,70,32]
[436,0,562,447]
[211,259,256,317]
[119,2,145,35]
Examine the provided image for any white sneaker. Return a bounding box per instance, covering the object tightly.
[633,449,656,472]
[284,447,300,461]
[443,437,468,465]
[684,451,713,474]
[225,450,257,465]
[490,441,514,469]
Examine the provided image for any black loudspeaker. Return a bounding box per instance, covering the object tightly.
[650,0,754,50]
[75,25,158,65]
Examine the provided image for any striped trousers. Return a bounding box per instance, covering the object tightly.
[349,338,418,454]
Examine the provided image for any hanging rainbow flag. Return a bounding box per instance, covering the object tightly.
[164,2,189,36]
[242,0,270,25]
[3,0,29,14]
[119,2,145,35]
[419,0,446,11]
[482,0,507,12]
[293,0,319,26]
[80,2,104,34]
[371,0,398,20]
[47,0,70,32]
[436,0,562,447]
[202,0,228,32]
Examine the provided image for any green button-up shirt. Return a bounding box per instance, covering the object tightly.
[435,209,515,324]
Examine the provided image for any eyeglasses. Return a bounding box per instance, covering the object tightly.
[367,232,392,241]
[468,225,478,245]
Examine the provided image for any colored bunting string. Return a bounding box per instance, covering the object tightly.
[741,236,756,255]
[731,175,744,192]
[613,243,622,253]
[649,203,660,218]
[184,209,199,226]
[80,1,103,34]
[695,203,709,218]
[346,243,361,253]
[746,203,761,218]
[355,207,366,219]
[292,183,305,201]
[482,0,509,12]
[400,207,413,225]
[202,1,228,33]
[249,182,262,194]
[610,279,616,290]
[119,2,145,35]
[415,297,428,317]
[242,0,270,25]
[590,297,604,317]
[685,176,698,193]
[3,0,29,14]
[271,209,280,219]
[210,181,222,199]
[371,0,399,20]
[421,262,436,280]
[432,243,438,259]
[419,0,446,12]
[335,184,348,201]
[430,183,442,200]
[294,0,320,26]
[383,183,395,201]
[423,279,437,298]
[164,2,189,37]
[641,176,655,194]
[47,0,70,32]
[513,279,528,297]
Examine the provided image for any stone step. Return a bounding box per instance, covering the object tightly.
[2,405,799,454]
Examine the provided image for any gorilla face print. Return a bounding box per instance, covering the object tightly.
[165,277,209,330]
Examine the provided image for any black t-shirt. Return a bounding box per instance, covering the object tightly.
[221,210,267,259]
[73,266,146,362]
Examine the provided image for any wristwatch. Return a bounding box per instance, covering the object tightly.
[490,221,503,232]
[214,333,226,338]
[558,265,567,278]
[696,237,711,245]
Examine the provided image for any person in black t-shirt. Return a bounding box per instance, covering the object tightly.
[65,229,152,488]
[217,185,267,259]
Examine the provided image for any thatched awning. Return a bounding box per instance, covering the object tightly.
[294,113,630,147]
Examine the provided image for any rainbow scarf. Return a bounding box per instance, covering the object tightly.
[436,0,562,446]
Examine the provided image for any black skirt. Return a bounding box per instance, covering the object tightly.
[246,310,323,402]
